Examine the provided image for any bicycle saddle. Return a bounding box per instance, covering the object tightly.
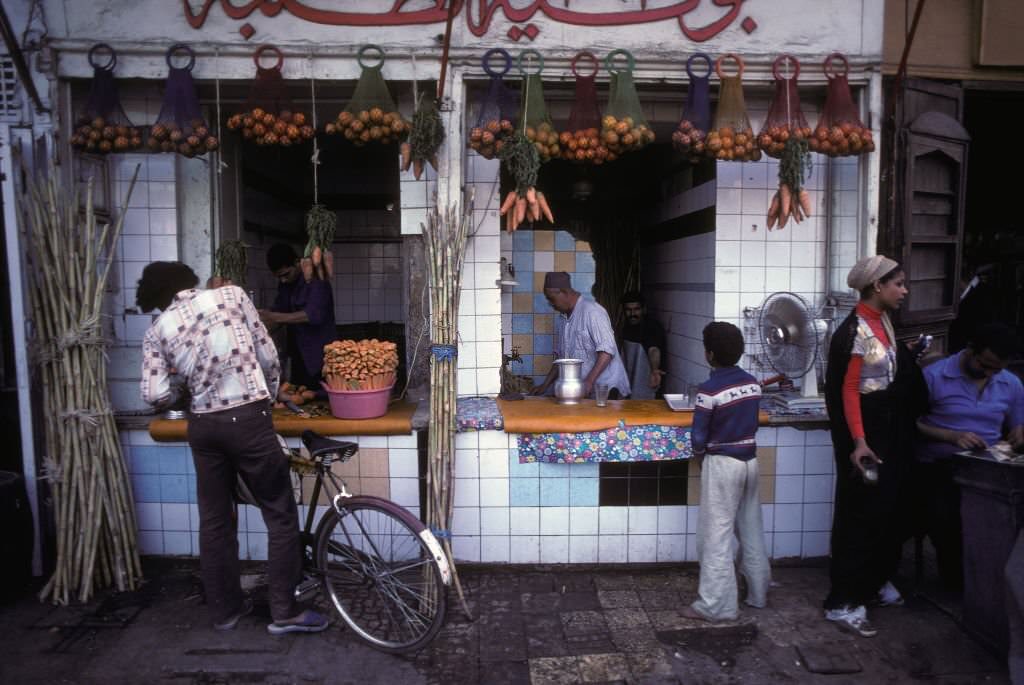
[301,430,358,460]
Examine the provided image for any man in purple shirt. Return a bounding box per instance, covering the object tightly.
[259,244,337,391]
[916,322,1024,590]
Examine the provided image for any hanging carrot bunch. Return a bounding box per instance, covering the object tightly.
[401,91,445,179]
[768,138,813,230]
[498,132,553,233]
[302,204,336,281]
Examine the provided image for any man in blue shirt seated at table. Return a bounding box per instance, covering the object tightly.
[916,322,1024,592]
[259,243,337,394]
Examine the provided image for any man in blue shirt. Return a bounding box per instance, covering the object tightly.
[916,322,1024,591]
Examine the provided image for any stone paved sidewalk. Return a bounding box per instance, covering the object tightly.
[0,558,1010,684]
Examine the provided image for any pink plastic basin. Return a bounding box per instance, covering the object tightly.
[321,383,394,420]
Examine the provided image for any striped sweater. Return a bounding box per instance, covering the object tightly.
[691,366,761,461]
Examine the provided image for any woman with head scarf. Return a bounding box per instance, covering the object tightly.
[822,256,926,637]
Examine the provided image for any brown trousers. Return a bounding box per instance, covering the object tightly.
[187,401,301,623]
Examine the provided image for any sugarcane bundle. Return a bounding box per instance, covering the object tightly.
[322,339,398,391]
[23,166,143,604]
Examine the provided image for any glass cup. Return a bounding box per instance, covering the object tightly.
[595,383,610,407]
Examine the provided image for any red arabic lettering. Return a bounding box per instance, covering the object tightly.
[182,0,749,42]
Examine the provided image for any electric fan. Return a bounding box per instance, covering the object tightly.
[752,292,827,408]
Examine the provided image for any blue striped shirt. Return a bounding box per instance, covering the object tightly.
[691,366,761,461]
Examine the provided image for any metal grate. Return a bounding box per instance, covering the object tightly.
[0,57,21,120]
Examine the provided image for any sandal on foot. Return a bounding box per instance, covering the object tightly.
[267,610,329,635]
[214,597,253,631]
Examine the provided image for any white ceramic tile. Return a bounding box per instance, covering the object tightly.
[138,530,163,555]
[388,449,419,478]
[685,534,699,562]
[761,504,774,533]
[802,531,830,558]
[717,161,742,189]
[164,531,192,556]
[716,241,741,267]
[480,507,511,535]
[510,507,540,535]
[452,535,481,562]
[628,507,659,535]
[453,478,480,507]
[628,535,658,562]
[148,181,176,208]
[388,434,418,449]
[764,267,791,292]
[717,188,742,214]
[804,475,833,503]
[389,478,420,507]
[656,534,686,562]
[541,507,570,535]
[480,535,510,562]
[686,506,700,534]
[657,506,686,535]
[510,535,541,563]
[804,445,834,475]
[160,503,189,532]
[802,502,832,532]
[149,235,178,261]
[479,449,509,478]
[147,155,175,181]
[475,288,501,317]
[741,188,768,215]
[570,507,600,535]
[598,534,628,563]
[148,208,177,235]
[453,507,481,535]
[455,432,479,450]
[455,449,480,478]
[774,503,802,532]
[773,531,801,558]
[776,446,805,475]
[716,267,740,292]
[774,475,803,504]
[135,502,162,530]
[359,436,388,449]
[569,535,598,563]
[457,368,477,396]
[477,317,503,346]
[599,506,628,535]
[716,213,742,240]
[776,427,805,447]
[540,535,570,563]
[477,368,501,396]
[740,266,765,292]
[480,478,510,507]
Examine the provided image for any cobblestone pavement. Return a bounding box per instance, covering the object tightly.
[0,558,1010,684]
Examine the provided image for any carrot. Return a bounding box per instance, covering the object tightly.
[792,198,804,224]
[526,187,537,206]
[537,191,554,223]
[300,257,314,282]
[413,158,424,180]
[311,245,322,267]
[515,197,527,227]
[778,183,792,221]
[428,153,439,172]
[499,190,517,215]
[323,250,334,280]
[799,189,812,217]
[506,206,514,232]
[767,192,780,230]
[399,142,412,172]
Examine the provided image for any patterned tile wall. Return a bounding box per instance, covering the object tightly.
[500,230,595,386]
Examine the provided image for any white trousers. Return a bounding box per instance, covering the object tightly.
[692,453,771,621]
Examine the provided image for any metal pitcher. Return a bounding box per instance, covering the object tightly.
[553,358,585,404]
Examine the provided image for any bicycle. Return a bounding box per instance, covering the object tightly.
[239,429,451,653]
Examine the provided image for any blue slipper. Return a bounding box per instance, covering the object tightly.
[267,610,329,635]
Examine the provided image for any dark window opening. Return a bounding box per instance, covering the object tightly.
[598,460,688,506]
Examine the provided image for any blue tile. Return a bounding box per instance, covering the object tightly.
[517,355,534,375]
[569,463,600,478]
[532,375,548,388]
[128,447,160,475]
[187,475,197,503]
[539,461,571,476]
[160,475,189,503]
[574,273,595,298]
[512,251,534,275]
[555,231,576,251]
[157,447,190,475]
[540,478,570,506]
[533,293,552,313]
[513,231,534,251]
[509,452,539,476]
[512,314,533,333]
[510,478,539,506]
[512,270,533,293]
[534,334,553,355]
[131,474,161,502]
[575,252,595,273]
[569,477,599,506]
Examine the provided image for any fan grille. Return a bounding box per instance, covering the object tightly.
[758,292,817,378]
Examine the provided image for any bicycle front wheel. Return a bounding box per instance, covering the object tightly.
[314,498,447,653]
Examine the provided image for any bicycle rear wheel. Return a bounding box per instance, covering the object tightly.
[314,497,447,653]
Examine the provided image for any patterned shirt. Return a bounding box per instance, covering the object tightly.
[141,286,280,413]
[556,296,631,397]
[691,366,762,460]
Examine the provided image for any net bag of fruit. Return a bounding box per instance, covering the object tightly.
[328,45,408,147]
[516,49,560,163]
[226,45,314,149]
[671,53,712,161]
[559,52,608,165]
[601,49,654,160]
[811,53,874,157]
[757,55,812,158]
[468,49,516,160]
[706,54,759,162]
[148,45,218,158]
[70,44,143,155]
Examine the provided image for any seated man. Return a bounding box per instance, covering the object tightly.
[619,291,667,400]
[916,322,1024,591]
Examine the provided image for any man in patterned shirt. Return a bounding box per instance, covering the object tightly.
[138,262,327,635]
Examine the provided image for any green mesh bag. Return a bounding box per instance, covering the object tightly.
[328,45,408,147]
[601,49,654,159]
[706,54,760,162]
[516,50,560,163]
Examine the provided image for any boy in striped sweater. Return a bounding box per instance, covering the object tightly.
[681,322,771,622]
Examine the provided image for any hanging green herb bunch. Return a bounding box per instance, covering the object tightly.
[767,137,813,230]
[498,132,552,232]
[401,92,445,180]
[303,203,336,281]
[214,240,248,286]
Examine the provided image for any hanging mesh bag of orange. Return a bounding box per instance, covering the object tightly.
[226,45,315,149]
[148,44,219,158]
[810,52,875,157]
[757,54,813,158]
[468,48,517,160]
[516,49,561,163]
[326,45,409,148]
[601,49,655,159]
[70,44,144,155]
[705,54,760,162]
[558,51,609,166]
[672,52,713,162]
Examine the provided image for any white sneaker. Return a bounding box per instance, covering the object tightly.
[825,604,877,637]
[877,581,904,607]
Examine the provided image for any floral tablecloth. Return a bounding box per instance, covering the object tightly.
[455,397,504,432]
[517,421,693,463]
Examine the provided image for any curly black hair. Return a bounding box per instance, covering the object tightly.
[136,261,199,313]
[969,322,1019,360]
[266,243,298,272]
[703,321,746,367]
